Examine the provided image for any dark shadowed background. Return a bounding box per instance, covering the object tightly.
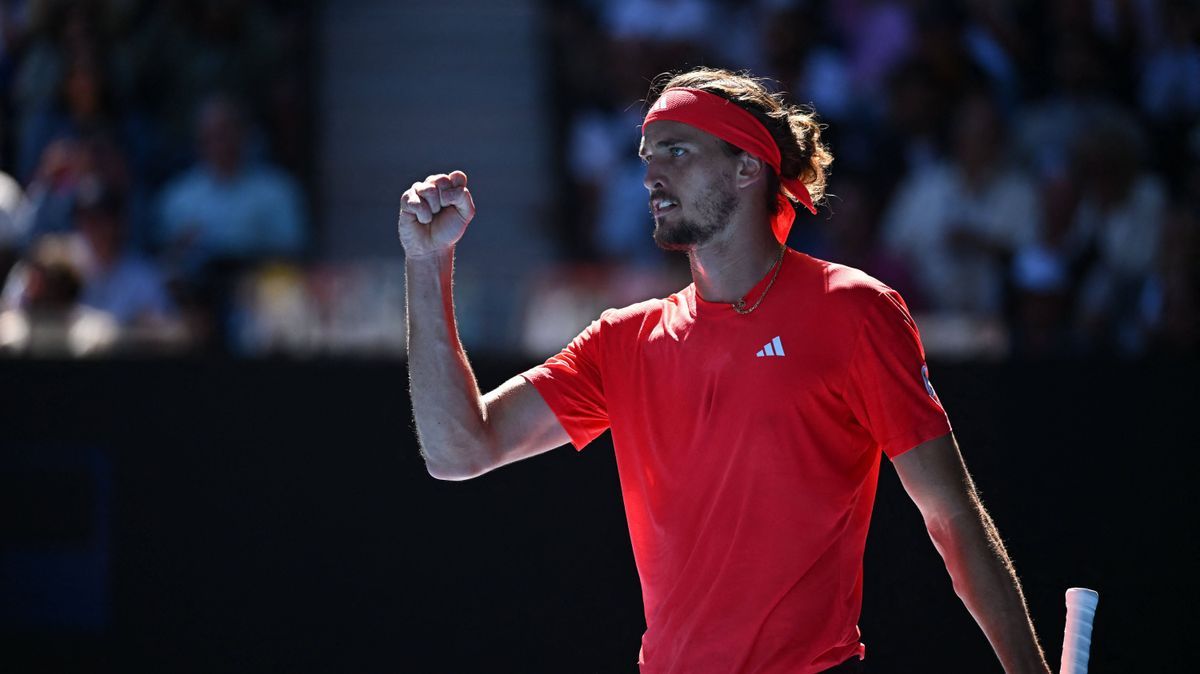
[1,1,1197,672]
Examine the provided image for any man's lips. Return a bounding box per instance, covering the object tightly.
[651,196,679,216]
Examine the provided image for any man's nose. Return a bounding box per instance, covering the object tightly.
[643,161,664,191]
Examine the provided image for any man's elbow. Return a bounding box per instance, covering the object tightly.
[422,444,493,481]
[426,462,477,481]
[922,504,977,551]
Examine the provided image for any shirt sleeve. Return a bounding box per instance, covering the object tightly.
[520,314,611,451]
[260,171,306,255]
[843,289,952,459]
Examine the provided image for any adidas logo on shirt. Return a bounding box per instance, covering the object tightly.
[755,336,786,358]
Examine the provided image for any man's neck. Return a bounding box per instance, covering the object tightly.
[687,215,781,304]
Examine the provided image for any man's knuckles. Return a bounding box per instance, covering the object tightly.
[404,195,433,223]
[438,186,464,201]
[442,188,475,217]
[416,186,443,212]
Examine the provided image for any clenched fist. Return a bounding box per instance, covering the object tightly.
[397,170,476,258]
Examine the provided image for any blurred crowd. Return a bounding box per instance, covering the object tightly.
[546,0,1200,359]
[0,1,1196,360]
[0,0,312,356]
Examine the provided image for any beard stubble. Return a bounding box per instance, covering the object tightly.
[652,180,739,251]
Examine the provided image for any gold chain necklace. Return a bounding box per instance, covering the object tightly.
[732,244,786,315]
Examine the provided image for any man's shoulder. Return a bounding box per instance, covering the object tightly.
[792,251,895,303]
[790,255,922,356]
[598,290,685,326]
[581,287,696,347]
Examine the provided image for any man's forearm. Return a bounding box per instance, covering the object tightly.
[929,494,1051,674]
[405,248,492,479]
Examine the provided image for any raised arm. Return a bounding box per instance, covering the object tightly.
[891,432,1051,674]
[400,171,570,480]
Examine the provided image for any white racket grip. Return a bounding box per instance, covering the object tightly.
[1060,587,1099,674]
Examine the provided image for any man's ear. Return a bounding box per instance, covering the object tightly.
[734,153,767,190]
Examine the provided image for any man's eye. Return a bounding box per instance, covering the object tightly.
[669,147,686,157]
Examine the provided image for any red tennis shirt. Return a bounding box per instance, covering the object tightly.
[521,249,952,673]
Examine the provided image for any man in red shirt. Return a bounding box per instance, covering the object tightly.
[399,67,1051,674]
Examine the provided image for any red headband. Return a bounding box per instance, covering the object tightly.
[642,87,817,244]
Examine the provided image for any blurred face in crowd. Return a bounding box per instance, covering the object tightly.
[952,95,1002,175]
[640,121,740,251]
[199,98,245,177]
[63,58,103,120]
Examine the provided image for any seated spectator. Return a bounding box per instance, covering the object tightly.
[17,133,132,246]
[880,92,1039,318]
[1014,31,1112,179]
[1062,108,1167,355]
[129,1,288,179]
[10,0,105,178]
[1008,177,1079,358]
[158,93,306,277]
[809,174,924,310]
[0,234,117,357]
[16,137,86,242]
[73,182,176,327]
[19,50,147,184]
[855,59,952,180]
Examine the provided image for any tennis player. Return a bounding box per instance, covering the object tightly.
[399,67,1051,674]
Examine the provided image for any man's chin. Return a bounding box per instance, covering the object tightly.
[653,220,705,251]
[657,223,696,251]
